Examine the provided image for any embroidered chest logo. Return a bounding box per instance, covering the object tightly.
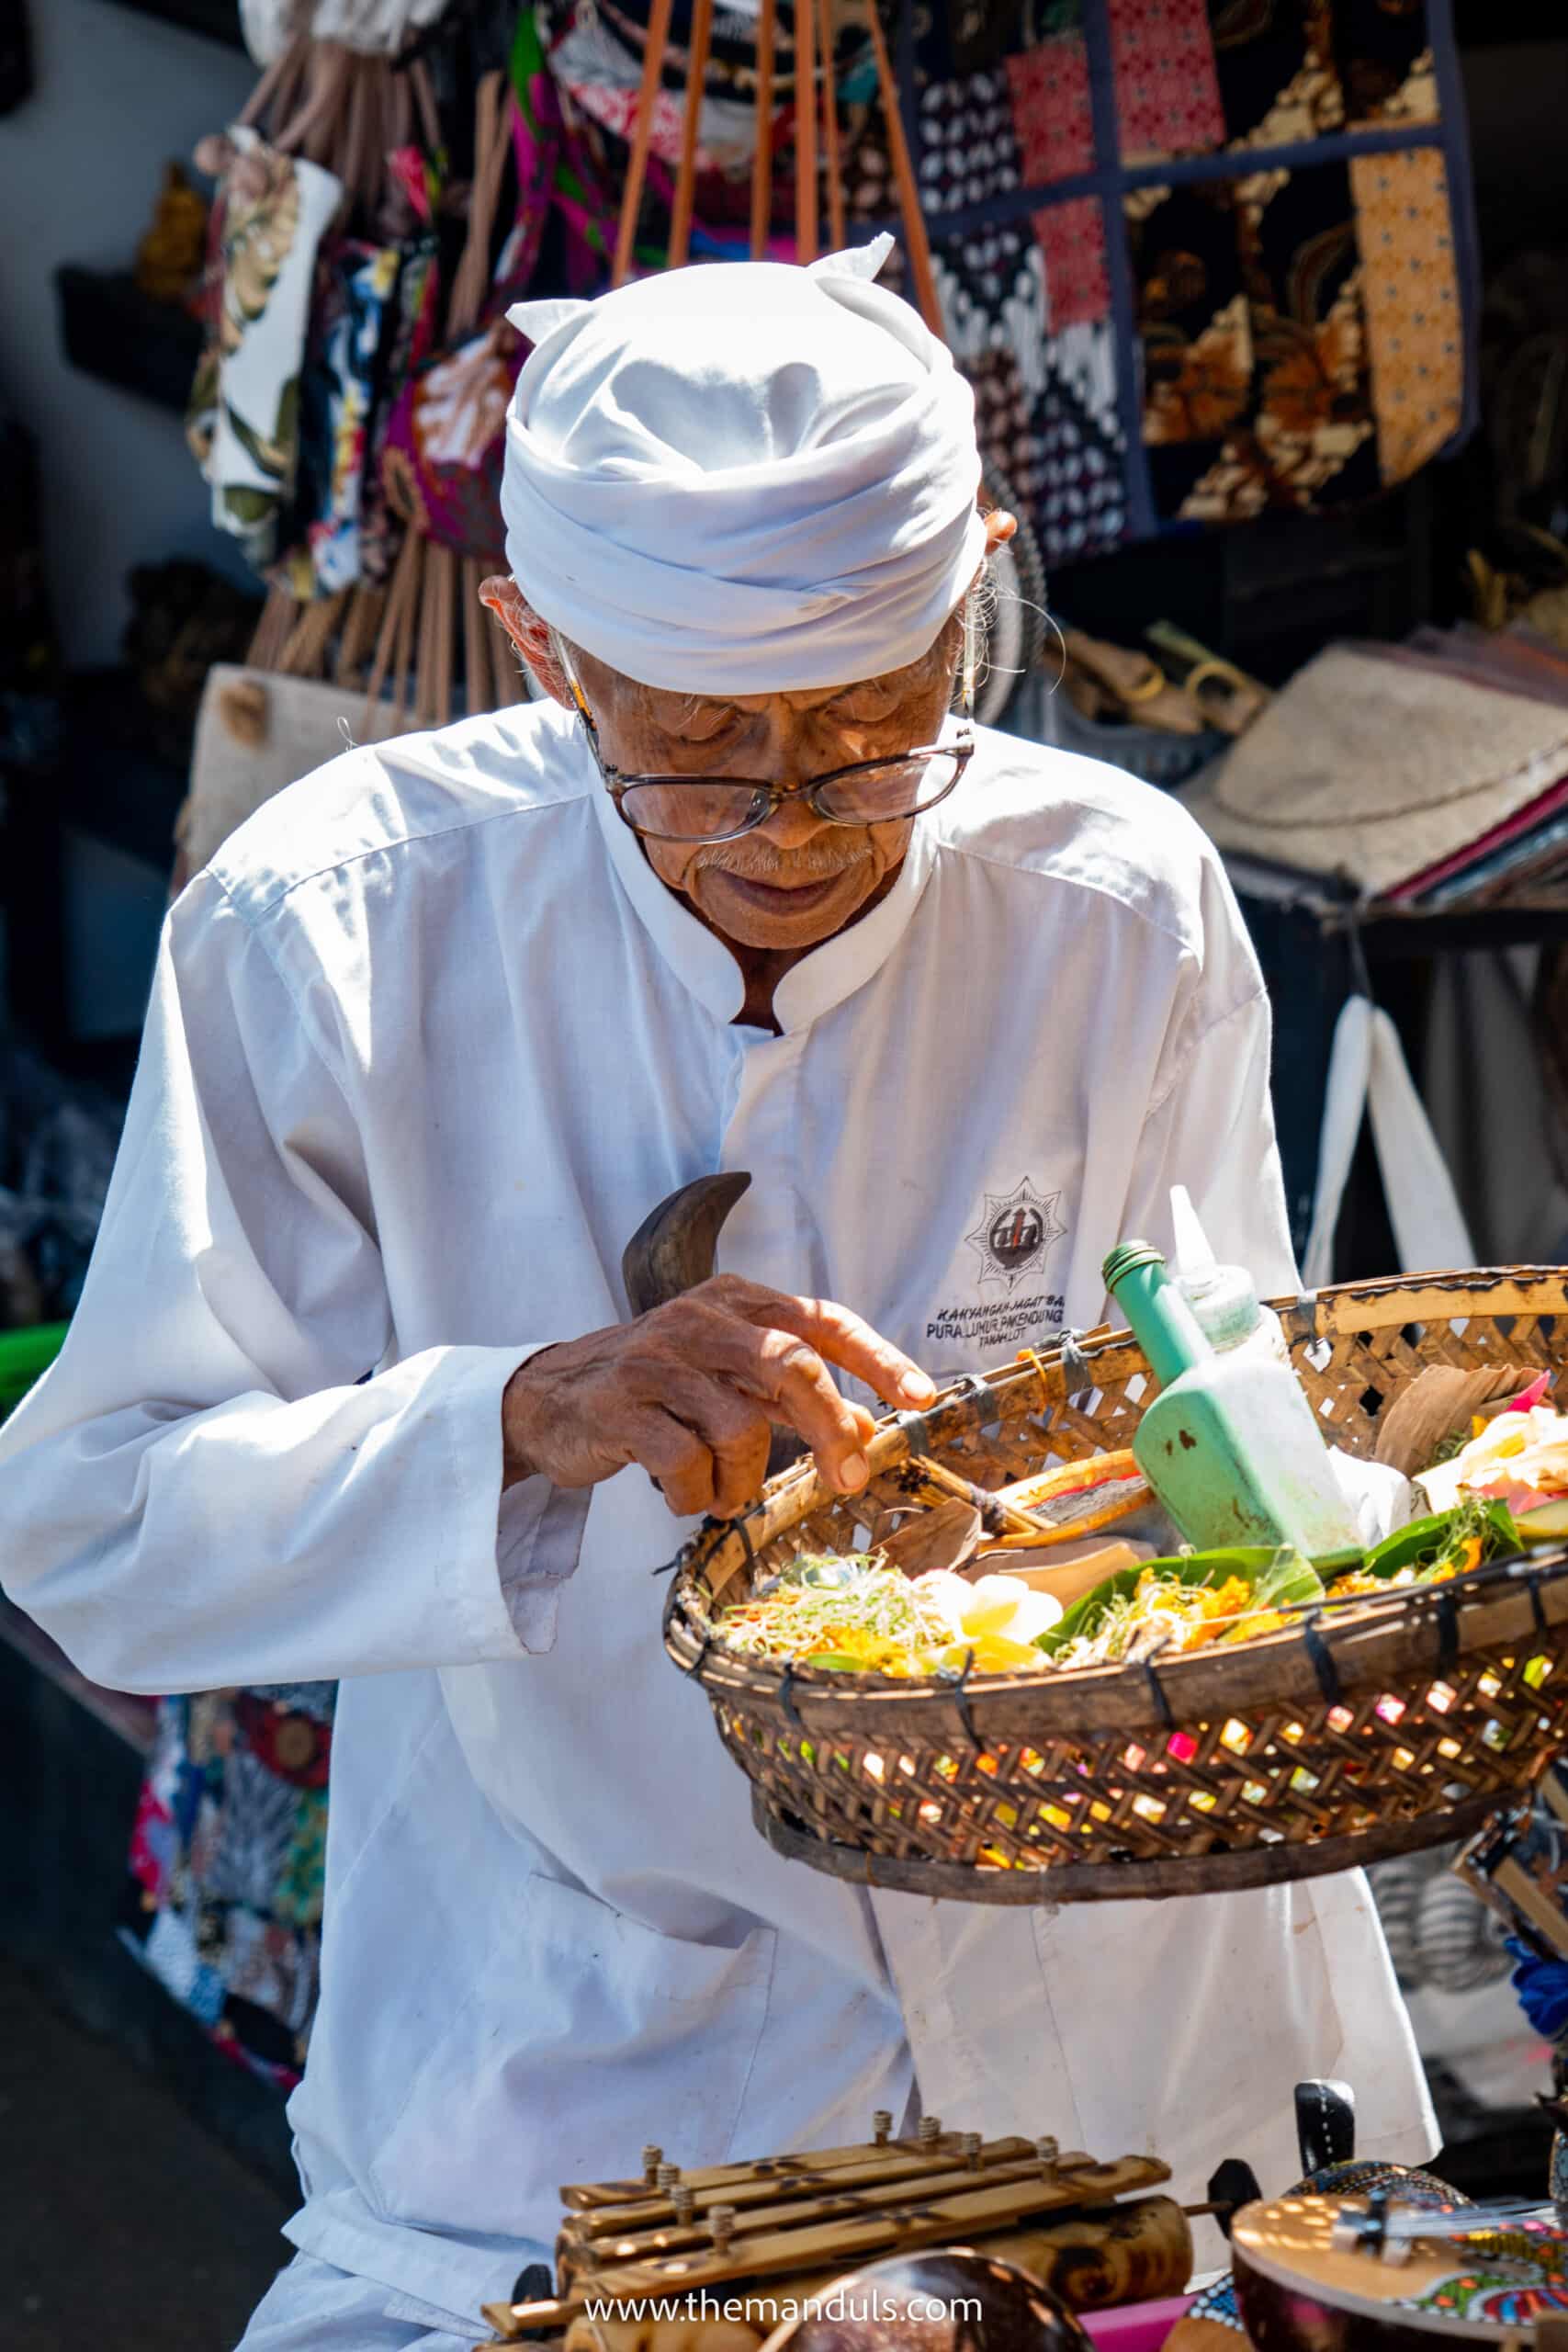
[926,1178,1069,1353]
[964,1177,1067,1293]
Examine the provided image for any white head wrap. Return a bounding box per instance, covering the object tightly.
[502,238,987,694]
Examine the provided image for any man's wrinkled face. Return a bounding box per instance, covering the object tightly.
[565,630,959,952]
[480,501,1016,955]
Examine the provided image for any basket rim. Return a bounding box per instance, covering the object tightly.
[662,1264,1568,1734]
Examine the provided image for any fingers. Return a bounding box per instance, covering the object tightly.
[723,1281,936,1411]
[625,1371,774,1520]
[629,1408,719,1520]
[649,1365,773,1518]
[670,1301,880,1492]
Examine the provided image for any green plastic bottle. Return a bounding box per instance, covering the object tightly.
[1103,1241,1358,1555]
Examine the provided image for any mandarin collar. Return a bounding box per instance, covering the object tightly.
[585,718,952,1035]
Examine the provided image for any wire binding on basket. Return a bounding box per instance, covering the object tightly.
[1435,1586,1461,1667]
[776,1657,805,1732]
[1302,1612,1343,1707]
[1141,1657,1175,1732]
[894,1407,933,1456]
[950,1648,984,1753]
[951,1373,1002,1430]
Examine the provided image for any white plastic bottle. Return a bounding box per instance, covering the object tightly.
[1168,1186,1291,1368]
[1165,1186,1416,1543]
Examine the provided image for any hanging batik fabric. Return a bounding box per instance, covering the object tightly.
[187,129,344,571]
[296,238,403,597]
[898,0,1477,569]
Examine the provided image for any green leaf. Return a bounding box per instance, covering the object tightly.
[1252,1547,1326,1614]
[1362,1498,1518,1582]
[1035,1547,1277,1659]
[1035,1543,1342,1662]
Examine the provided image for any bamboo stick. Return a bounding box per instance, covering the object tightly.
[566,2133,1043,2230]
[566,2150,1131,2260]
[462,556,491,716]
[389,531,422,730]
[247,582,296,673]
[335,583,384,686]
[613,0,674,286]
[750,0,777,257]
[414,542,443,726]
[669,0,716,268]
[363,526,422,732]
[795,0,818,261]
[434,543,455,726]
[818,0,844,250]
[861,0,942,334]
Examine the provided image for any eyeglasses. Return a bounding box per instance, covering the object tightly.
[557,645,975,845]
[604,740,974,843]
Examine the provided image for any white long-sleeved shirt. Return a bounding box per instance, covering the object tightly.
[0,701,1433,2322]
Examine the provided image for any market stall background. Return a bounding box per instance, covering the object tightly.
[5,0,1568,2344]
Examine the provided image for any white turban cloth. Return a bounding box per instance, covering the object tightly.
[502,238,987,695]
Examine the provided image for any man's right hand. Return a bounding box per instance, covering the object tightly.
[501,1274,937,1520]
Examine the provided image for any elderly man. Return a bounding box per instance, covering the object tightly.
[0,245,1430,2349]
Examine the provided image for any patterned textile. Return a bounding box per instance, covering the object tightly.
[888,0,1478,570]
[121,1684,335,2091]
[186,130,343,572]
[380,318,524,568]
[299,239,403,597]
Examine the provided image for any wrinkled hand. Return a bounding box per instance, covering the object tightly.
[502,1274,937,1519]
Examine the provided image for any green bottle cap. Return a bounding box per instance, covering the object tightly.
[1101,1239,1165,1293]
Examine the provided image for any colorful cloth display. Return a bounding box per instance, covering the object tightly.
[122,1684,336,2091]
[906,0,1478,567]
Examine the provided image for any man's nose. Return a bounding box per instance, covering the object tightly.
[756,788,830,850]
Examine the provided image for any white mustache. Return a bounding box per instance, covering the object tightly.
[697,841,867,884]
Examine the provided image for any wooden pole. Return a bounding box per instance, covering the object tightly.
[669,0,716,268]
[818,0,844,250]
[861,0,942,334]
[613,0,674,286]
[795,0,818,262]
[750,0,777,257]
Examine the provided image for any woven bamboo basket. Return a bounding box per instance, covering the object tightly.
[663,1268,1568,1904]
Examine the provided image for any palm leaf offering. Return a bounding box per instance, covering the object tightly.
[712,1498,1527,1682]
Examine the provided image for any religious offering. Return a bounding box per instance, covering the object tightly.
[712,1498,1522,1680]
[1418,1386,1568,1535]
[666,1267,1568,1900]
[713,1555,1061,1679]
[475,2119,1190,2348]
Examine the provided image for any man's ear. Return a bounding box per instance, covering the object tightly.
[478,575,572,707]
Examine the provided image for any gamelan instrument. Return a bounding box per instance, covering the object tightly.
[478,2118,1194,2348]
[1232,2187,1568,2349]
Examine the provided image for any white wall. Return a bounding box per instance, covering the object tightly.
[0,0,257,667]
